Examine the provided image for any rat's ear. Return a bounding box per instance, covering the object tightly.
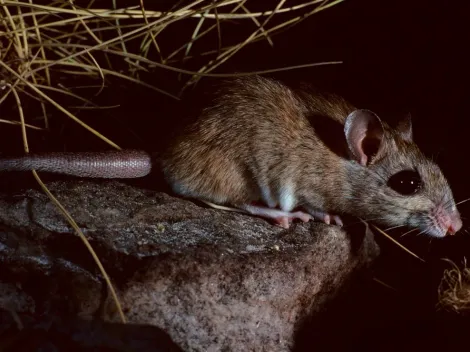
[344,109,385,166]
[396,113,413,142]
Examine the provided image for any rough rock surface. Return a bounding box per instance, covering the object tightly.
[0,180,379,351]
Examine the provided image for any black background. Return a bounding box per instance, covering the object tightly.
[1,1,470,350]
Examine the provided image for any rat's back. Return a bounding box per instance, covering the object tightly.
[161,75,349,208]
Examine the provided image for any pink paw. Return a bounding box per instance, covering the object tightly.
[291,211,312,223]
[273,212,312,229]
[274,216,290,229]
[322,214,343,226]
[240,204,316,229]
[332,215,343,227]
[307,209,343,226]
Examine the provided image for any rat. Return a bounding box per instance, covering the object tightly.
[0,75,462,238]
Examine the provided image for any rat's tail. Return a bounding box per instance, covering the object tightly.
[0,150,152,178]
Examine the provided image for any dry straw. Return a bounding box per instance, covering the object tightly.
[0,0,344,323]
[438,259,470,315]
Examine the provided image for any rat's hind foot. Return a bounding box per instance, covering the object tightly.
[241,204,311,229]
[202,200,342,228]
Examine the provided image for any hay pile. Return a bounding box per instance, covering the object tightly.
[438,260,470,315]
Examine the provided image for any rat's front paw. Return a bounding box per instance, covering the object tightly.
[306,208,343,227]
[273,211,312,229]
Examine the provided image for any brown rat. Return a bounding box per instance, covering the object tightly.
[0,75,462,237]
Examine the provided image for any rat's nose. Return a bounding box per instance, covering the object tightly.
[445,211,462,235]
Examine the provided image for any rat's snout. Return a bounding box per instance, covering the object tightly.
[442,209,462,236]
[432,204,462,237]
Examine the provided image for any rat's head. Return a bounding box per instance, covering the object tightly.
[343,109,462,238]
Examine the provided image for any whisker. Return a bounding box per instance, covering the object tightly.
[456,197,470,206]
[415,229,428,237]
[400,228,419,238]
[385,224,407,231]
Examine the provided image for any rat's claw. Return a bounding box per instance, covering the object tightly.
[274,216,290,229]
[292,211,311,223]
[305,208,342,227]
[333,215,343,227]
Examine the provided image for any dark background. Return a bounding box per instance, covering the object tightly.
[1,1,469,350]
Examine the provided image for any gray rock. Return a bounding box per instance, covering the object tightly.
[0,180,379,351]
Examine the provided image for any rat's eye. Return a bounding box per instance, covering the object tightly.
[387,170,422,195]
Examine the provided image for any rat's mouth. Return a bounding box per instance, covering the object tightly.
[416,207,462,238]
